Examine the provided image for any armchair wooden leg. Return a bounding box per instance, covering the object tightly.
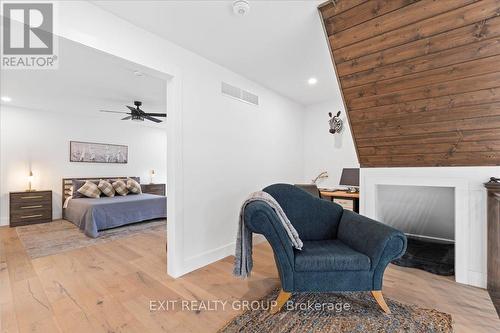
[371,290,391,314]
[269,289,292,314]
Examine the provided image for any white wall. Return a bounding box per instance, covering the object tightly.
[49,1,305,276]
[0,105,167,225]
[303,100,359,187]
[180,78,304,270]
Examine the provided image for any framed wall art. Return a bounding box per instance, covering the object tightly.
[70,141,128,164]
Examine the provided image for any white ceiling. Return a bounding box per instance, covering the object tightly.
[0,37,168,128]
[92,0,338,106]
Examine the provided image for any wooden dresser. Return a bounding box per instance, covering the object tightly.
[9,190,52,227]
[485,181,500,316]
[140,184,166,196]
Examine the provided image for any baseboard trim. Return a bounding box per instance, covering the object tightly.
[178,234,268,277]
[0,217,9,227]
[181,242,235,277]
[467,270,487,289]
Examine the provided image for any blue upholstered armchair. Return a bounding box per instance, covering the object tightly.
[244,184,407,314]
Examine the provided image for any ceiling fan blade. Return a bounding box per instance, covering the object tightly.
[143,113,166,117]
[100,110,129,114]
[121,116,132,120]
[126,105,137,112]
[144,115,162,123]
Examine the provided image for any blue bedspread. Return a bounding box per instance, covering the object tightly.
[65,194,167,238]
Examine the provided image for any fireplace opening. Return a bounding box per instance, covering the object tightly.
[376,184,455,276]
[392,235,454,275]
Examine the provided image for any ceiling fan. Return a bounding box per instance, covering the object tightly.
[100,101,166,123]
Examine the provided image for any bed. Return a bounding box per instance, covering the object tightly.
[62,177,167,238]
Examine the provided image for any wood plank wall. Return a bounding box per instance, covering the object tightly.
[319,0,500,167]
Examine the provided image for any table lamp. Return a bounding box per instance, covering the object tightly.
[150,169,155,184]
[312,171,328,185]
[27,171,35,192]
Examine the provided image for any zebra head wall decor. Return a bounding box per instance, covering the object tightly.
[328,111,343,134]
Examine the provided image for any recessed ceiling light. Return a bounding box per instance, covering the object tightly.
[308,77,318,85]
[133,70,145,77]
[1,96,12,102]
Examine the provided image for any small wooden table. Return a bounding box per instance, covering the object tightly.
[320,190,360,213]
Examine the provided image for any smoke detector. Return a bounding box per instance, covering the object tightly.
[233,0,250,16]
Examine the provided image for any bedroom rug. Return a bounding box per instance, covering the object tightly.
[219,289,453,333]
[16,219,166,259]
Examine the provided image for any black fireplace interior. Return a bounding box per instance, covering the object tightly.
[392,235,454,276]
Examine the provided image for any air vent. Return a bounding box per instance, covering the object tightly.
[221,82,259,106]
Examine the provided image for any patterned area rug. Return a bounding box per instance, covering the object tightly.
[16,219,166,259]
[219,289,453,333]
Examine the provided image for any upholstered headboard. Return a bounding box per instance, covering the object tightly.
[62,176,140,208]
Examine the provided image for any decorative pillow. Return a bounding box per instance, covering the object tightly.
[77,181,101,198]
[127,178,142,194]
[98,180,115,197]
[108,177,140,184]
[72,180,86,198]
[72,180,98,198]
[112,180,129,196]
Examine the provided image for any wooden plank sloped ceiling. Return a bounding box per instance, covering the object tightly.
[318,0,500,167]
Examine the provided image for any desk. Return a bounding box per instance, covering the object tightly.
[320,190,360,213]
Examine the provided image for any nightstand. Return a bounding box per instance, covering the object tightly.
[9,190,52,227]
[140,183,166,196]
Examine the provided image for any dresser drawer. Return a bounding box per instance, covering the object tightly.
[10,201,49,211]
[141,184,166,196]
[147,189,165,196]
[10,191,51,203]
[10,208,52,226]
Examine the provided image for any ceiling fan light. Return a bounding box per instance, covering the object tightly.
[132,115,144,122]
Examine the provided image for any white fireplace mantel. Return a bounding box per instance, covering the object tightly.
[361,174,468,284]
[360,167,497,288]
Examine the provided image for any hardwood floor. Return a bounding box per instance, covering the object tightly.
[1,224,499,333]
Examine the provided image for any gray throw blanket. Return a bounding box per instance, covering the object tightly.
[233,191,303,278]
